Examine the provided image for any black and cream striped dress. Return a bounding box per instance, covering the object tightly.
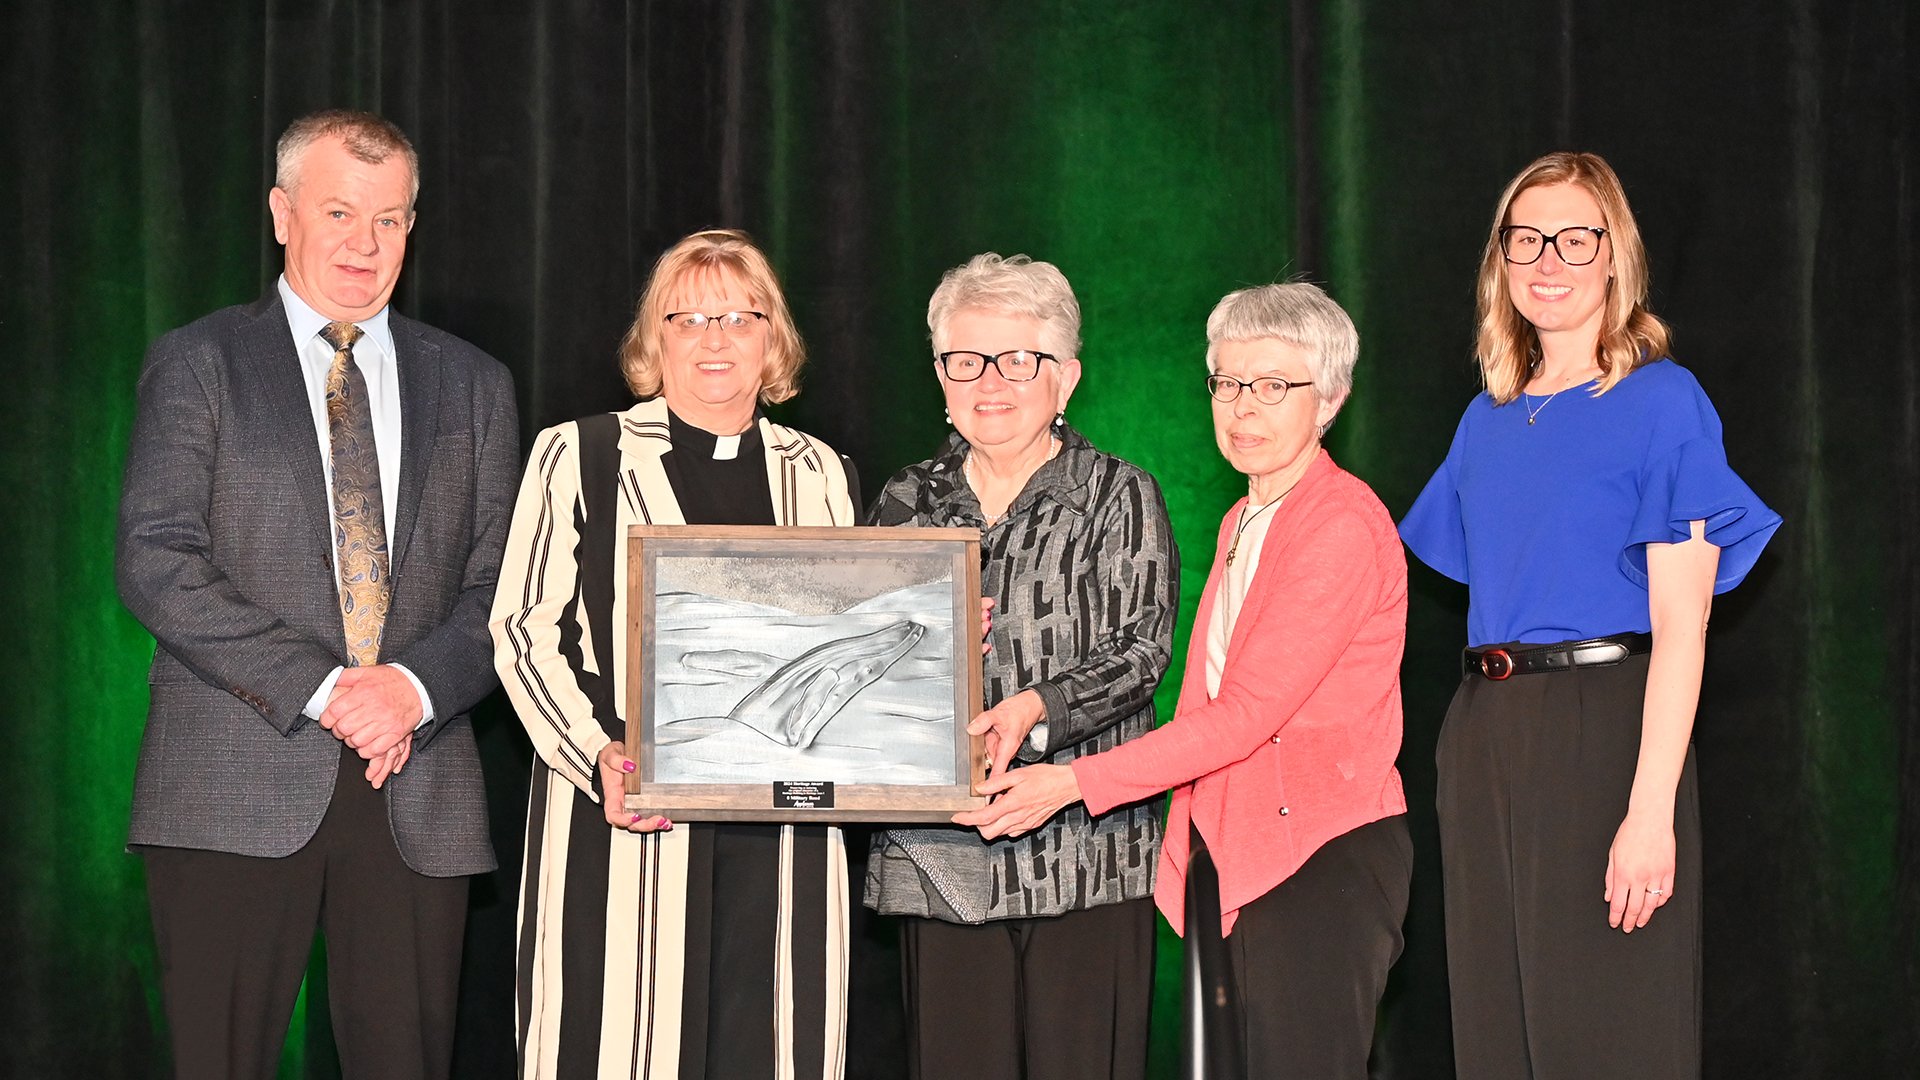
[491,398,857,1079]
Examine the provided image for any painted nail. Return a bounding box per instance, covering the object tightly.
[630,813,644,824]
[658,818,673,831]
[622,759,636,773]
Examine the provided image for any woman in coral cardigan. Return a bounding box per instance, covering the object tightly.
[961,281,1411,1080]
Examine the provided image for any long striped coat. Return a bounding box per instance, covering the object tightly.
[490,398,857,1079]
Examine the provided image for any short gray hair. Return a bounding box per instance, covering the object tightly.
[1205,282,1358,428]
[927,253,1082,358]
[275,109,420,211]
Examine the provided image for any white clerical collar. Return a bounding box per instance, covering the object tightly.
[712,433,741,460]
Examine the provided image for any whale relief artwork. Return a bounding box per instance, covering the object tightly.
[648,552,960,786]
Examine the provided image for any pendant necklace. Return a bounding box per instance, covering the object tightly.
[1227,465,1314,567]
[1522,366,1598,426]
[1225,500,1278,567]
[1522,386,1569,426]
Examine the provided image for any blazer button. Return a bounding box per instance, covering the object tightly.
[1270,734,1281,744]
[1278,806,1290,816]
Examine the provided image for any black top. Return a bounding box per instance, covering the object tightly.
[661,409,779,525]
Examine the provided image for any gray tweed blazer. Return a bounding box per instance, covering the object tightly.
[115,292,519,877]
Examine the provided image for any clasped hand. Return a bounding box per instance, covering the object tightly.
[319,664,420,789]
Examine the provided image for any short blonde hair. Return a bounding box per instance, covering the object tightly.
[618,229,806,403]
[926,253,1082,358]
[1474,151,1671,404]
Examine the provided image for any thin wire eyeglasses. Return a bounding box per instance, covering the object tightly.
[1498,226,1609,266]
[664,311,768,337]
[1206,375,1313,406]
[938,350,1059,383]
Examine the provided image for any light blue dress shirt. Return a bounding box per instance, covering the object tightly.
[278,276,434,727]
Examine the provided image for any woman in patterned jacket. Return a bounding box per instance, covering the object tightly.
[864,252,1179,1080]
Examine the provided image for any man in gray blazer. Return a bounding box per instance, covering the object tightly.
[115,109,518,1080]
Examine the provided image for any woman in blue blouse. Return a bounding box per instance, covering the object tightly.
[1401,152,1780,1078]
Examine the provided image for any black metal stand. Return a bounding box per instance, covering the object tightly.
[1181,826,1244,1080]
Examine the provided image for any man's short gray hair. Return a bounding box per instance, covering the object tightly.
[1205,282,1358,428]
[927,253,1082,358]
[274,109,420,211]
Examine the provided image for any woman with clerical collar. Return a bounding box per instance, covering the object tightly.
[492,229,859,1079]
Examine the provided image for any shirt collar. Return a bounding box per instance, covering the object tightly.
[278,274,396,359]
[923,422,1098,520]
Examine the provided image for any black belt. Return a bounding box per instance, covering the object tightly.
[1463,632,1652,681]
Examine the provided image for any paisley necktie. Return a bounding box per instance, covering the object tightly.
[320,321,389,666]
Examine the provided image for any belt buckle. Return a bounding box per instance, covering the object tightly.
[1478,648,1514,681]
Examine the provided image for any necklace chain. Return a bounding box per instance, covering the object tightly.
[1522,367,1599,426]
[1226,465,1314,566]
[1522,386,1567,425]
[1225,499,1280,567]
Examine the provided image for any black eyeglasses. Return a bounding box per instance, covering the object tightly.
[938,350,1058,383]
[1206,375,1312,406]
[1498,226,1609,266]
[664,310,768,337]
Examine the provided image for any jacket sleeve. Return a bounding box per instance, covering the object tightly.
[1024,468,1180,756]
[1074,506,1382,814]
[391,359,520,744]
[114,335,339,734]
[489,423,608,797]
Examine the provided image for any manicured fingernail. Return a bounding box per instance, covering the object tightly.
[621,759,636,773]
[630,812,644,823]
[657,818,673,831]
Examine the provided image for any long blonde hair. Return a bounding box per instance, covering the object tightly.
[1474,152,1670,404]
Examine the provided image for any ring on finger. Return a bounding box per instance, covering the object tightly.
[1648,887,1665,896]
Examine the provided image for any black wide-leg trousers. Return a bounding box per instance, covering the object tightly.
[1437,652,1701,1079]
[1226,814,1413,1080]
[142,746,468,1080]
[899,898,1156,1080]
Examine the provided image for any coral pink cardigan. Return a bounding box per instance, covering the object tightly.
[1073,450,1408,935]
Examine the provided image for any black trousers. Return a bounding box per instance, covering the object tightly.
[899,898,1156,1080]
[1225,815,1413,1080]
[142,746,469,1080]
[1437,652,1701,1079]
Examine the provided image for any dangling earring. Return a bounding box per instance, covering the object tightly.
[1053,412,1064,429]
[944,407,952,425]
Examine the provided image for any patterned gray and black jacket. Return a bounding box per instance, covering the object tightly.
[863,424,1179,923]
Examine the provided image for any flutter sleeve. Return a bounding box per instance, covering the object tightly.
[1621,369,1782,592]
[1397,406,1472,583]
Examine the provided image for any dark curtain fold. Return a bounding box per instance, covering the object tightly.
[1,2,1912,1077]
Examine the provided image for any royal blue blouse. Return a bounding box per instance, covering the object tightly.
[1399,359,1782,647]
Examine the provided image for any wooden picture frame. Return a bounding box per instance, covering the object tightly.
[623,524,986,822]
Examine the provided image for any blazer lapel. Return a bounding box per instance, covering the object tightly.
[760,417,829,526]
[388,315,441,574]
[236,296,334,549]
[616,398,684,525]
